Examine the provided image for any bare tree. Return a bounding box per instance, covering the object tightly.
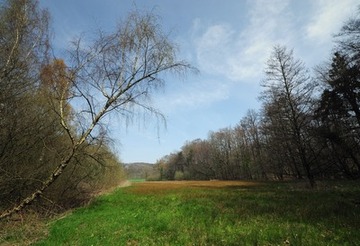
[180,139,216,180]
[335,6,360,63]
[0,0,52,213]
[260,45,316,187]
[208,128,241,180]
[0,0,50,99]
[0,11,193,219]
[240,109,267,179]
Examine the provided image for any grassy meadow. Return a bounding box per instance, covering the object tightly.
[2,180,360,245]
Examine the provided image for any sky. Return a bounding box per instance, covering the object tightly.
[39,0,358,163]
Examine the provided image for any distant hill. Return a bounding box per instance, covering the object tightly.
[124,162,158,179]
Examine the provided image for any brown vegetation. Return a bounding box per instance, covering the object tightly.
[130,180,261,194]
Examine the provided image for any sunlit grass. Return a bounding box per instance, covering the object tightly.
[14,180,360,245]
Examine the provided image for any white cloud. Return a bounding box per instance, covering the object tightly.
[157,0,358,114]
[156,79,230,114]
[194,24,235,79]
[192,0,293,82]
[158,0,295,113]
[305,0,357,43]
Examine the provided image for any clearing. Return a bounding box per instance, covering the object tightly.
[2,180,360,245]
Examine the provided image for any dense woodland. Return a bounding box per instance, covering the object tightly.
[0,0,128,215]
[0,0,191,218]
[154,8,360,187]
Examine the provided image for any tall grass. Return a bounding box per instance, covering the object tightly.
[5,180,360,245]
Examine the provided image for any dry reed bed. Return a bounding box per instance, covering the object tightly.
[129,180,261,194]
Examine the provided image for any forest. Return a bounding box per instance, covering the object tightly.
[153,10,360,188]
[0,0,125,216]
[0,0,192,218]
[0,0,359,220]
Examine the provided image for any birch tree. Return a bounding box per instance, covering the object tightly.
[0,11,193,219]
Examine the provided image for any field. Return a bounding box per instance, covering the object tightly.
[2,180,360,245]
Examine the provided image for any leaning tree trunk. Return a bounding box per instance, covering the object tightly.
[0,149,75,219]
[0,10,193,219]
[0,97,105,219]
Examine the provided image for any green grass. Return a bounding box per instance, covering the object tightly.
[5,180,360,245]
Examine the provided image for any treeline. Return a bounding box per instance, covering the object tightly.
[154,9,360,187]
[0,0,125,214]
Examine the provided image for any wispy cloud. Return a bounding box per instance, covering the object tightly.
[305,0,358,43]
[192,0,292,82]
[157,0,358,114]
[192,0,358,82]
[158,0,294,113]
[156,79,230,114]
[194,23,235,79]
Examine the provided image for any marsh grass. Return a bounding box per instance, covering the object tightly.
[4,180,360,245]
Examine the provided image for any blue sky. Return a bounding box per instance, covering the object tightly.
[39,0,357,163]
